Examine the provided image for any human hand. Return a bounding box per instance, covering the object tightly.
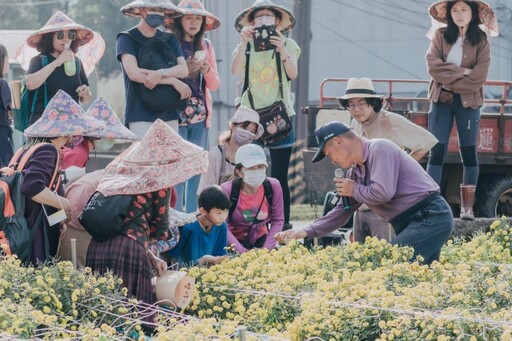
[76,85,91,100]
[54,50,75,67]
[334,178,356,197]
[144,69,163,90]
[149,255,167,276]
[275,229,307,244]
[186,57,201,75]
[171,78,192,99]
[61,197,73,223]
[240,26,255,43]
[198,255,226,266]
[270,30,286,54]
[199,60,211,74]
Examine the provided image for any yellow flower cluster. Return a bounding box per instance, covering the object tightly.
[161,220,512,340]
[3,218,512,339]
[0,256,135,339]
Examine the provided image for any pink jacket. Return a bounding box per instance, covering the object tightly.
[426,29,490,109]
[202,39,221,128]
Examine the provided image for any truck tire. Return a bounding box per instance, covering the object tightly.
[475,176,512,217]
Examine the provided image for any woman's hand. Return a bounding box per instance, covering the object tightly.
[275,230,307,244]
[143,69,163,90]
[148,251,167,276]
[240,26,254,43]
[76,85,92,103]
[170,78,192,99]
[199,60,211,74]
[54,50,75,67]
[186,57,201,74]
[61,197,72,223]
[270,30,286,54]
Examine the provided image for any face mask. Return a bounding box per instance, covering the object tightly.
[243,169,266,188]
[94,138,115,152]
[254,15,276,27]
[233,127,256,146]
[145,14,164,28]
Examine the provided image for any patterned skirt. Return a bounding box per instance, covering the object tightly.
[86,234,155,306]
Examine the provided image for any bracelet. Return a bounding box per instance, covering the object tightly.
[159,68,168,76]
[282,55,292,63]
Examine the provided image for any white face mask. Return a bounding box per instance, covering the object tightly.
[254,15,276,27]
[233,127,256,146]
[243,169,266,188]
[94,138,115,152]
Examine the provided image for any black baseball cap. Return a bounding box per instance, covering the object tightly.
[311,121,352,163]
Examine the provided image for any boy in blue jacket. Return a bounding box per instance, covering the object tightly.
[166,186,229,266]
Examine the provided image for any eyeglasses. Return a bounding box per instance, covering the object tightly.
[347,102,369,110]
[55,31,77,41]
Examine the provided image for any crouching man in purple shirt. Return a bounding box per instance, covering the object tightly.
[276,121,454,264]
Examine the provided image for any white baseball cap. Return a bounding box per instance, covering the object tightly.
[235,144,268,168]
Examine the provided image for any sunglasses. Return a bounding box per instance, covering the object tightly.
[55,30,77,41]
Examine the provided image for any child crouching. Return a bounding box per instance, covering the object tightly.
[165,186,230,266]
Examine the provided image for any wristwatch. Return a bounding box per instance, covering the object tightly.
[159,68,168,76]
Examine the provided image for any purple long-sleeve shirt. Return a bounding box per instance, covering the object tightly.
[221,177,284,252]
[305,138,440,238]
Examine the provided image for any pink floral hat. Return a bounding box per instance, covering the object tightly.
[85,98,138,140]
[97,119,208,196]
[235,0,296,33]
[17,31,105,77]
[121,0,183,18]
[24,90,106,138]
[177,0,221,31]
[427,0,499,38]
[26,11,94,49]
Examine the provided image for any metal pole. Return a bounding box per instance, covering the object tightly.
[70,239,77,270]
[237,325,247,341]
[292,0,312,141]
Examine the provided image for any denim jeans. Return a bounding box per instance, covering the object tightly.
[0,126,14,167]
[427,94,480,184]
[391,196,454,265]
[175,121,209,212]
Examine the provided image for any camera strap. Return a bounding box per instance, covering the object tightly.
[243,43,284,110]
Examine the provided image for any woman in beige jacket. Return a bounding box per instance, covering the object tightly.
[425,0,498,220]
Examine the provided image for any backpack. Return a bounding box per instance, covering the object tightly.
[0,143,61,262]
[13,55,81,132]
[79,191,152,242]
[79,192,132,242]
[118,28,184,113]
[228,177,273,219]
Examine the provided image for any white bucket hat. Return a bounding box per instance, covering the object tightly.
[338,78,384,100]
[228,106,264,140]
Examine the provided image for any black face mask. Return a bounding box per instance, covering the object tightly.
[145,14,164,28]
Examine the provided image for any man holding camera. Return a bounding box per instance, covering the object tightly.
[275,121,454,265]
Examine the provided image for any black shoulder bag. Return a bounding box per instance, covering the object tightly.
[242,45,292,145]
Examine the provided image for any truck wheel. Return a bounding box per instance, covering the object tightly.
[475,176,512,217]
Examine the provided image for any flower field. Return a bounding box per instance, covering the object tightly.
[2,218,512,340]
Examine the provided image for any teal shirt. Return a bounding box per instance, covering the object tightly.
[166,220,227,266]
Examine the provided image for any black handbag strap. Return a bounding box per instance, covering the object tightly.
[243,43,284,110]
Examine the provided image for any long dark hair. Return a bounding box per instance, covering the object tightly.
[36,32,79,55]
[444,1,485,46]
[173,15,206,53]
[0,44,7,78]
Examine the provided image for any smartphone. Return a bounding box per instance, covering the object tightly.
[194,50,206,61]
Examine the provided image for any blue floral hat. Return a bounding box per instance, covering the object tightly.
[24,90,105,138]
